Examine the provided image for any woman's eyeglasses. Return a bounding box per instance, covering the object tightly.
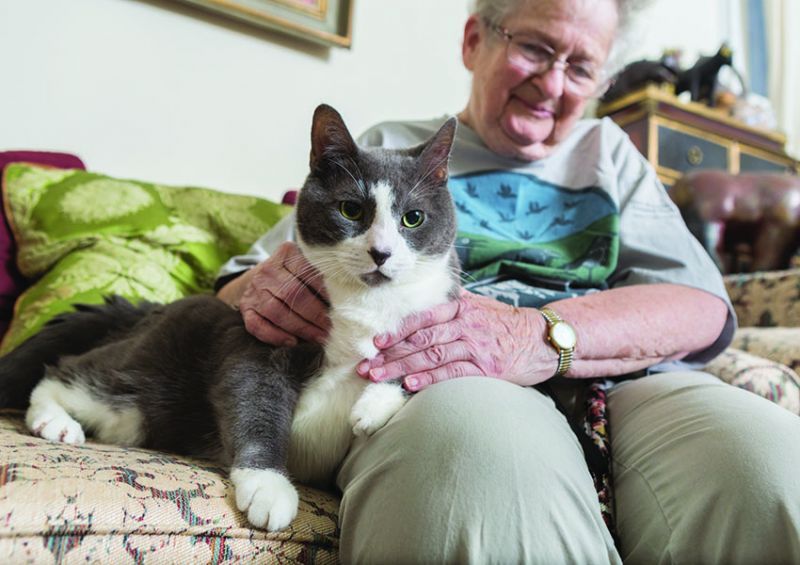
[487,21,609,98]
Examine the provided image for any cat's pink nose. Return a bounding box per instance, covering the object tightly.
[368,247,391,266]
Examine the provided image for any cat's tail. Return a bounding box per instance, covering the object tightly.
[0,296,156,409]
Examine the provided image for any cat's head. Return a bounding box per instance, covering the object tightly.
[296,104,457,292]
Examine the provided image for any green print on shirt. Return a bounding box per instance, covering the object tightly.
[450,171,620,287]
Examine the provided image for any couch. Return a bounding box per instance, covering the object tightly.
[0,153,798,564]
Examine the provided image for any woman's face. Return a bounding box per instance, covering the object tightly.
[459,0,619,161]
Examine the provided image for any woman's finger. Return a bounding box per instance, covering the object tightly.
[257,289,328,343]
[402,361,483,392]
[242,309,298,347]
[381,320,465,361]
[367,338,470,382]
[357,318,464,377]
[278,243,330,304]
[266,274,331,335]
[374,300,461,348]
[242,250,331,341]
[357,321,463,377]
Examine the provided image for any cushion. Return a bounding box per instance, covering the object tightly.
[731,327,800,374]
[705,347,800,415]
[724,268,800,328]
[0,152,86,338]
[0,410,340,562]
[0,163,290,354]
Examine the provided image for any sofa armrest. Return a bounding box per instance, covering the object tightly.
[705,347,800,415]
[730,326,800,373]
[0,411,341,561]
[724,268,800,327]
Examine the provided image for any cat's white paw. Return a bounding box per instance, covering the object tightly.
[350,383,407,437]
[230,468,299,531]
[27,409,85,445]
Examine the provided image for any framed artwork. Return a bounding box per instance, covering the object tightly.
[178,0,354,47]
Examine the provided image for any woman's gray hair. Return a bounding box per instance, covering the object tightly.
[469,0,651,74]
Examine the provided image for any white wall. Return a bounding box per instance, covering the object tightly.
[0,0,473,200]
[624,0,798,155]
[1,0,792,203]
[624,0,727,69]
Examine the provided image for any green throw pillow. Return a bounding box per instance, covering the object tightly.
[1,163,290,354]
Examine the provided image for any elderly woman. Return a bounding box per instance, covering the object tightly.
[217,0,800,562]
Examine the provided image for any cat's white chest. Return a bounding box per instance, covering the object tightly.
[287,361,363,484]
[286,316,395,483]
[324,300,403,365]
[287,272,453,484]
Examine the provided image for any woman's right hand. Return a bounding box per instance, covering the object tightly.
[219,242,331,346]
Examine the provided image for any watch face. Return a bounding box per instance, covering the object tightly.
[551,322,577,349]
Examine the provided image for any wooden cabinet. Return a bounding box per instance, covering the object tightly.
[596,85,798,187]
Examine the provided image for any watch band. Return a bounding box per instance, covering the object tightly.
[540,307,575,377]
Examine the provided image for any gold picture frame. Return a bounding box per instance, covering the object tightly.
[178,0,354,48]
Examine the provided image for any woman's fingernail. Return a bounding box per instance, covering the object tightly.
[375,334,388,347]
[370,367,385,381]
[283,338,297,347]
[405,377,418,391]
[356,361,370,375]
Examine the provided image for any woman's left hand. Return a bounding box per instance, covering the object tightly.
[356,290,556,391]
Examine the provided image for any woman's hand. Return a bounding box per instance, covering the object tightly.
[222,242,331,346]
[356,290,556,391]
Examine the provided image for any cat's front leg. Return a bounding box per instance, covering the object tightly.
[229,467,298,531]
[216,352,304,532]
[350,381,408,437]
[227,439,300,532]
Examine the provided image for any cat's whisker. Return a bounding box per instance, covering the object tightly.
[274,267,329,306]
[408,154,449,199]
[345,155,367,193]
[276,257,337,290]
[286,269,333,310]
[332,158,367,196]
[457,269,478,284]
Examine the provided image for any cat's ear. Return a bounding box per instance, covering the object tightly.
[416,117,457,186]
[310,104,358,171]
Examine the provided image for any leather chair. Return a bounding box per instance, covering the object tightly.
[670,170,800,273]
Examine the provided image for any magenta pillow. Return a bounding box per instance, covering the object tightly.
[282,190,299,206]
[0,151,86,337]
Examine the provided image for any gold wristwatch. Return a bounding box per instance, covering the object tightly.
[540,307,577,377]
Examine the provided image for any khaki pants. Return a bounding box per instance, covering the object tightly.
[336,373,800,564]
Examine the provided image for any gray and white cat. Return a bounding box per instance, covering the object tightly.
[0,104,459,532]
[289,106,459,485]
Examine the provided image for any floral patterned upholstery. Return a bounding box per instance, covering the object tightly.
[725,268,800,328]
[705,348,800,415]
[700,268,800,415]
[731,327,800,374]
[0,411,340,564]
[724,268,800,376]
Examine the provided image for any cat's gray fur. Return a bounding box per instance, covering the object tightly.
[0,104,459,531]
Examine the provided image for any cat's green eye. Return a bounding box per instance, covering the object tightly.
[339,201,364,221]
[401,210,425,229]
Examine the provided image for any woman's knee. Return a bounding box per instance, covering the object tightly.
[337,377,618,564]
[610,372,800,564]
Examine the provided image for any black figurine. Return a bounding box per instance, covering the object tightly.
[601,58,679,103]
[674,44,733,106]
